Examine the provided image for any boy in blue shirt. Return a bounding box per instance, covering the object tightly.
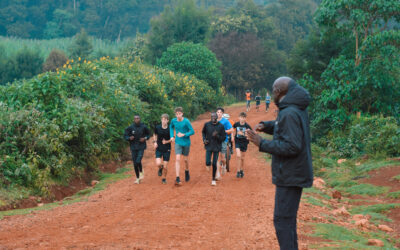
[216,107,233,179]
[170,107,195,186]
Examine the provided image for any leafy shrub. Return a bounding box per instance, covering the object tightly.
[157,42,222,91]
[324,115,400,158]
[43,49,68,72]
[0,56,224,195]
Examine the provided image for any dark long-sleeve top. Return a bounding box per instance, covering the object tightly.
[202,121,226,152]
[124,122,151,150]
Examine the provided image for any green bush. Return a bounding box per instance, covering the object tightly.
[157,42,222,91]
[0,56,224,195]
[42,49,68,72]
[324,115,400,158]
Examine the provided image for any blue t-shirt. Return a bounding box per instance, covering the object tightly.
[265,95,271,103]
[218,117,233,142]
[170,118,195,146]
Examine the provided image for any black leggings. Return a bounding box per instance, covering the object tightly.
[206,151,219,180]
[131,149,144,178]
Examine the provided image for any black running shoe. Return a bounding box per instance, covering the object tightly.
[175,176,182,186]
[236,171,241,178]
[158,167,163,177]
[162,178,167,184]
[185,170,190,182]
[240,170,244,178]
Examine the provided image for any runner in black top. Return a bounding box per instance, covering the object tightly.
[202,112,226,186]
[255,93,261,112]
[233,112,252,178]
[153,114,172,184]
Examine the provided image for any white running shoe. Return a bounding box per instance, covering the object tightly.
[134,178,140,184]
[211,180,216,186]
[139,172,144,180]
[215,171,221,181]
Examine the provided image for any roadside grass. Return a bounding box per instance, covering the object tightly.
[387,191,400,199]
[309,223,397,249]
[0,167,131,219]
[303,153,400,248]
[392,175,400,182]
[0,186,32,208]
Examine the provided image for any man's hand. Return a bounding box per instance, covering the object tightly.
[203,139,209,145]
[162,139,167,144]
[177,132,185,138]
[139,137,146,142]
[247,129,262,147]
[129,136,134,140]
[255,123,265,132]
[212,131,218,137]
[153,142,158,149]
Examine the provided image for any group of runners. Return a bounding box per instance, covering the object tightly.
[124,106,255,186]
[246,90,271,112]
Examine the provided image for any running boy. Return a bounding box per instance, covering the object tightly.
[255,93,261,112]
[202,112,226,186]
[153,114,172,184]
[124,115,151,184]
[233,112,252,178]
[265,91,271,112]
[170,107,195,186]
[246,90,251,111]
[216,107,233,179]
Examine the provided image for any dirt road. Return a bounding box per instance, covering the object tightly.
[0,103,316,249]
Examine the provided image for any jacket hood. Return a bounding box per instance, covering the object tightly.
[279,81,310,110]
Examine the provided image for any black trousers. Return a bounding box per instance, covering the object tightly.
[206,150,219,180]
[273,186,303,250]
[131,149,144,178]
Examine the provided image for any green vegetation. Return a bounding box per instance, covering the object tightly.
[0,56,224,204]
[158,42,222,90]
[392,175,400,182]
[338,184,389,197]
[311,223,396,249]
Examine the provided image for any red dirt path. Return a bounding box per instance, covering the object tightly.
[0,104,319,249]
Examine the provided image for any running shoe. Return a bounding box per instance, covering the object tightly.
[211,180,217,186]
[158,167,163,177]
[162,178,167,184]
[139,172,144,180]
[175,176,182,186]
[215,171,221,180]
[236,171,241,178]
[134,178,140,184]
[185,170,190,182]
[240,170,244,178]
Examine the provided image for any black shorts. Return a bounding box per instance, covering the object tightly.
[235,141,248,152]
[155,150,171,161]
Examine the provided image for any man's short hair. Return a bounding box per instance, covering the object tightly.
[216,107,224,113]
[174,107,183,113]
[161,114,169,120]
[239,112,247,118]
[134,114,140,118]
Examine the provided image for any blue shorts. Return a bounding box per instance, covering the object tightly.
[175,144,190,156]
[156,150,171,161]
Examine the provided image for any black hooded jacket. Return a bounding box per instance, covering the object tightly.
[259,81,313,188]
[202,121,226,152]
[124,122,151,151]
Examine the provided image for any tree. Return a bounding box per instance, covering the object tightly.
[157,42,222,90]
[68,29,93,59]
[315,0,400,66]
[146,0,211,63]
[43,49,69,72]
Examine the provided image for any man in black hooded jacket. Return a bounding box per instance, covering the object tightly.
[247,77,313,250]
[124,115,151,184]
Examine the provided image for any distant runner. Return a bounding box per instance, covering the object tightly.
[202,112,226,186]
[255,93,261,112]
[124,114,150,184]
[170,107,195,186]
[265,91,271,112]
[153,114,172,184]
[246,90,251,111]
[233,112,252,178]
